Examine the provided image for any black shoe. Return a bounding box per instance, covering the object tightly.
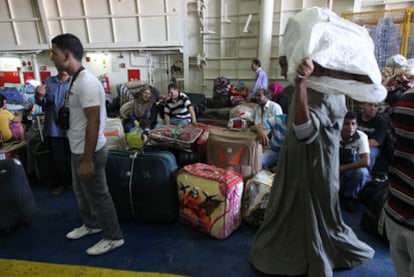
[343,198,359,213]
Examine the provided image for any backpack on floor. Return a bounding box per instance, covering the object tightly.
[0,158,36,232]
[358,178,389,240]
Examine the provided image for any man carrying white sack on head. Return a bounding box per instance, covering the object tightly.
[250,7,386,277]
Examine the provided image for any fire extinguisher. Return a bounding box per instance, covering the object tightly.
[101,74,110,94]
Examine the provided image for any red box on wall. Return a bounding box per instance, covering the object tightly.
[23,72,35,83]
[40,71,51,82]
[1,71,21,84]
[128,69,140,81]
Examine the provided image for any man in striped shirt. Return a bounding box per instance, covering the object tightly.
[163,83,197,126]
[385,88,414,277]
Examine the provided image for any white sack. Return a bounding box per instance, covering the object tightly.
[283,7,387,103]
[385,54,407,68]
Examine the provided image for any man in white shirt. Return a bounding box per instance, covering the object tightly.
[252,89,283,127]
[50,33,124,256]
[340,111,371,212]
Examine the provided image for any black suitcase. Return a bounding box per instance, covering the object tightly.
[0,158,36,232]
[144,144,203,167]
[106,150,178,223]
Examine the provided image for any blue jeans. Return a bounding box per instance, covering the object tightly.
[169,117,191,127]
[71,145,123,240]
[156,118,191,128]
[262,148,280,170]
[340,167,371,199]
[369,146,381,172]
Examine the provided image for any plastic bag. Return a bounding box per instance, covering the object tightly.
[229,104,254,122]
[126,127,144,150]
[242,170,275,227]
[283,7,386,103]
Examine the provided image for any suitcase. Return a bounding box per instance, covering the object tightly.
[143,144,204,168]
[148,125,203,152]
[104,117,127,151]
[106,150,178,223]
[242,170,274,227]
[183,123,221,159]
[0,141,28,171]
[0,158,36,232]
[176,163,244,239]
[206,129,262,179]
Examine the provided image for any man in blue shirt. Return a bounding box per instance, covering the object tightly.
[249,59,268,101]
[35,70,71,196]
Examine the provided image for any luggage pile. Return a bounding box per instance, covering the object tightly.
[104,116,277,239]
[207,77,231,108]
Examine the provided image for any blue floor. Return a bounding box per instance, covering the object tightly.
[0,184,396,277]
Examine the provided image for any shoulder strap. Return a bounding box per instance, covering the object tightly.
[64,66,85,107]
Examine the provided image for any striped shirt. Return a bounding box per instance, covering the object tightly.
[264,114,287,152]
[164,92,192,120]
[385,89,414,230]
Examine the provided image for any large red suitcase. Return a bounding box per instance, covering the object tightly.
[176,163,243,239]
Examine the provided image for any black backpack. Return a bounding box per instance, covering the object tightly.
[358,177,389,240]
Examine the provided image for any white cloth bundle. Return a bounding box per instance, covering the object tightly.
[283,7,387,103]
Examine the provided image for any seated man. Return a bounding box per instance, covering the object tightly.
[250,89,284,170]
[163,83,197,126]
[340,111,371,212]
[252,89,283,128]
[357,102,387,172]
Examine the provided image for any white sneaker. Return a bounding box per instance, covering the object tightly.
[66,225,102,240]
[86,238,125,256]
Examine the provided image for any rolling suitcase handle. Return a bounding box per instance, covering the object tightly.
[127,150,141,219]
